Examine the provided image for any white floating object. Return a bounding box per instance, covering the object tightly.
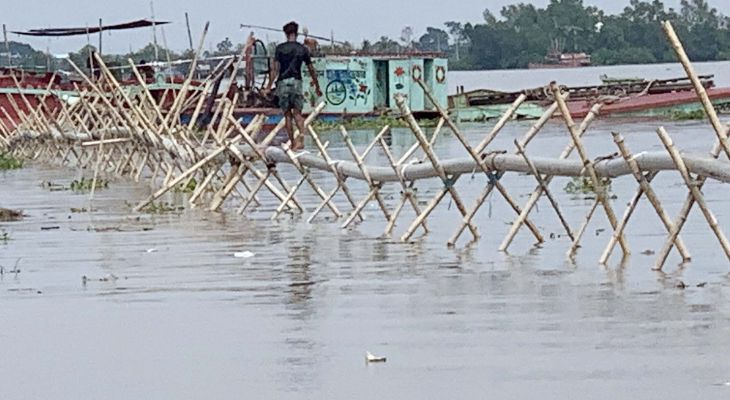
[366,351,387,363]
[234,251,256,259]
[146,248,158,253]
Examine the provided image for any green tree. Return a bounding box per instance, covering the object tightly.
[215,37,234,56]
[417,27,449,52]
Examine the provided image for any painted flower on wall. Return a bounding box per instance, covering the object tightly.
[394,66,405,77]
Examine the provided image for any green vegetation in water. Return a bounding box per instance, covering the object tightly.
[70,177,109,192]
[671,109,706,121]
[0,153,23,170]
[0,229,9,243]
[312,116,438,131]
[139,201,185,214]
[43,178,110,193]
[173,178,198,193]
[564,177,614,197]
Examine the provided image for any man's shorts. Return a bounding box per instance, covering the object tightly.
[276,78,304,112]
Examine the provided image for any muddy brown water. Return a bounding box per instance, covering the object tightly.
[2,117,730,399]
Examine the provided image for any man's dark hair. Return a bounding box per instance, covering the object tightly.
[283,21,299,36]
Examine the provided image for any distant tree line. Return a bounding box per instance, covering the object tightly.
[354,0,730,70]
[0,41,58,71]
[438,0,730,70]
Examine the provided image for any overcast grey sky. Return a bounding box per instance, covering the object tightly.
[4,0,729,54]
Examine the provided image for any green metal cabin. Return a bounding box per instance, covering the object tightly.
[300,55,448,117]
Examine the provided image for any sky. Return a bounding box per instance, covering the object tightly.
[3,0,730,55]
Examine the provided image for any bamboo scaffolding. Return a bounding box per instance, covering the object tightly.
[599,132,691,264]
[499,103,603,252]
[4,22,730,271]
[653,21,730,270]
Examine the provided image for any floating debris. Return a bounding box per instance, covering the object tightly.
[70,207,96,213]
[0,208,24,222]
[7,288,42,294]
[233,251,256,259]
[0,259,21,275]
[366,351,387,363]
[82,274,122,285]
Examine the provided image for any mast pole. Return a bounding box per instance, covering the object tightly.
[98,18,103,55]
[185,12,194,51]
[2,24,11,67]
[151,0,159,62]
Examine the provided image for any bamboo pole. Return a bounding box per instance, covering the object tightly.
[226,115,305,213]
[133,115,264,211]
[414,79,543,245]
[399,118,444,165]
[185,12,194,52]
[2,24,10,67]
[653,21,730,270]
[663,22,730,161]
[515,139,574,241]
[599,132,691,264]
[163,21,209,127]
[379,136,428,236]
[395,94,478,242]
[339,126,391,228]
[499,104,602,252]
[657,127,730,261]
[550,82,629,259]
[98,18,103,55]
[306,125,362,221]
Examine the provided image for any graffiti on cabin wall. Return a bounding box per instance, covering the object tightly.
[436,66,447,84]
[324,69,370,107]
[394,66,406,90]
[304,68,326,107]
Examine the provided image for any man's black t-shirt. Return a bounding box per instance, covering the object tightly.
[275,41,312,82]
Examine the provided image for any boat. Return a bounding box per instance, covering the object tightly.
[0,16,454,135]
[0,19,197,130]
[528,52,592,69]
[528,39,592,70]
[567,86,730,118]
[448,75,730,121]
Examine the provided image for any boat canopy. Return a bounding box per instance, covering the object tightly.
[12,19,170,37]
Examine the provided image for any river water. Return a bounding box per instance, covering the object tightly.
[449,60,730,93]
[2,63,730,399]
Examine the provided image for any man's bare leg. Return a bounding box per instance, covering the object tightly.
[284,110,295,148]
[292,109,306,151]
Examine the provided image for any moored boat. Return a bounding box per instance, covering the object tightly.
[448,75,730,121]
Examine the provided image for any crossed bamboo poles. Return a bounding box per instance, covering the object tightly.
[1,22,729,272]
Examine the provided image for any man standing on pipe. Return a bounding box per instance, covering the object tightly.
[266,21,323,151]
